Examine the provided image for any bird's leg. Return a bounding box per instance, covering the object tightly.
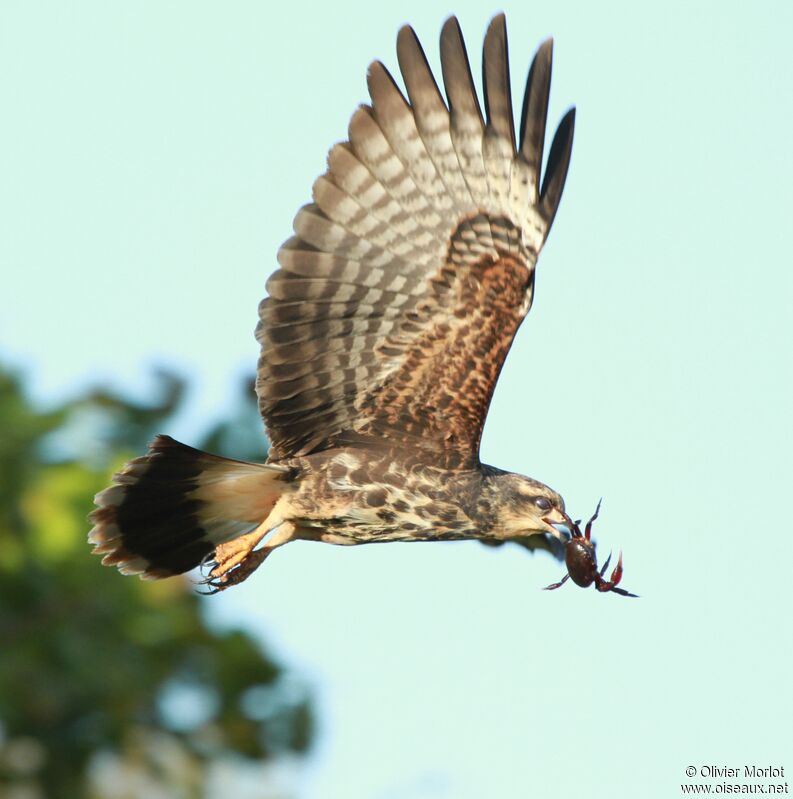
[201,547,270,594]
[543,573,570,591]
[209,526,270,579]
[201,522,296,594]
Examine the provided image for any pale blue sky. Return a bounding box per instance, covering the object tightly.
[2,1,792,797]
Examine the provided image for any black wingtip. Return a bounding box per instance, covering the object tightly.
[440,14,461,40]
[439,15,483,124]
[482,11,515,149]
[396,23,417,52]
[539,106,576,229]
[519,37,554,194]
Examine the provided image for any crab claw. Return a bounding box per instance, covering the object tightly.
[596,550,639,597]
[611,550,624,585]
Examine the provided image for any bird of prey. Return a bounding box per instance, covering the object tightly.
[89,14,582,592]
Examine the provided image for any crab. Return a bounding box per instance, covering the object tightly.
[543,500,638,597]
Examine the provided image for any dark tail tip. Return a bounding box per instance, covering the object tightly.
[88,436,220,579]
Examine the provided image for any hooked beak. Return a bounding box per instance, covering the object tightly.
[541,508,574,543]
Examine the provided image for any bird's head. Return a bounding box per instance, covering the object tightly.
[489,472,572,545]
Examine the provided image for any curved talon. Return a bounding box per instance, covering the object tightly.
[194,544,270,594]
[197,564,218,582]
[195,571,229,595]
[195,567,231,594]
[197,584,223,596]
[196,567,245,594]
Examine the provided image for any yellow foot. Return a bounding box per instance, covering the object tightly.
[211,529,266,577]
[199,522,296,594]
[202,546,270,593]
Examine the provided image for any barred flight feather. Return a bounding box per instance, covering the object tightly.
[257,12,574,468]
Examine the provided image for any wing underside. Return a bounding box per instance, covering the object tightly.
[257,14,574,469]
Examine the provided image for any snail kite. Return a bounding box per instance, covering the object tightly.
[89,14,578,590]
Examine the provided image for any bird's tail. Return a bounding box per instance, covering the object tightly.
[88,435,292,580]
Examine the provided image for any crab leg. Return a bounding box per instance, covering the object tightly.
[594,551,638,596]
[610,586,639,597]
[543,573,570,591]
[584,499,602,540]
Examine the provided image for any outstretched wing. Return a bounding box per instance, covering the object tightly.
[257,14,575,469]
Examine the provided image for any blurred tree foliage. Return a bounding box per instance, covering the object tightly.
[0,365,312,798]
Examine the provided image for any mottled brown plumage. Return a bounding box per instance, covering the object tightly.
[89,14,578,590]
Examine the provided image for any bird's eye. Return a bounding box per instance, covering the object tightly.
[534,497,552,511]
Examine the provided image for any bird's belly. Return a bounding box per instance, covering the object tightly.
[289,496,479,545]
[296,509,475,545]
[283,449,484,545]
